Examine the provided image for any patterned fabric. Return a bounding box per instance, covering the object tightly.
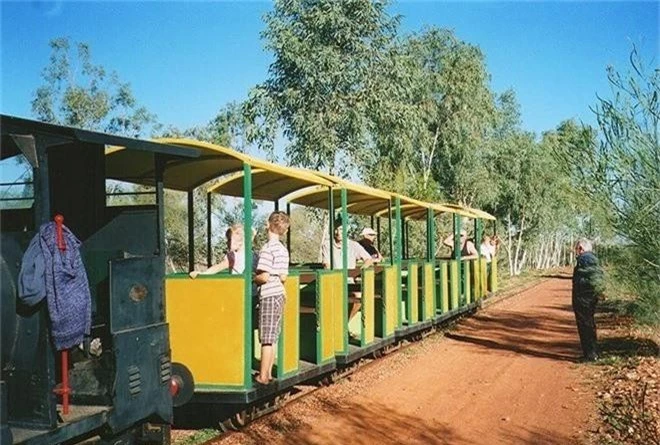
[38,222,92,350]
[256,239,289,299]
[259,294,285,345]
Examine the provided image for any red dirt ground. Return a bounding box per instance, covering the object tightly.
[213,278,596,445]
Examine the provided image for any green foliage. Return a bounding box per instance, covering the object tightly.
[31,37,156,136]
[243,0,399,174]
[155,102,246,148]
[366,28,496,205]
[554,48,659,325]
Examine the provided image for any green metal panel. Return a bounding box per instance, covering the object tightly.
[395,197,403,328]
[427,208,435,261]
[340,188,348,354]
[242,163,253,389]
[328,189,335,269]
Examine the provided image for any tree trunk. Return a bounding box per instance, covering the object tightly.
[506,212,514,276]
[513,214,525,275]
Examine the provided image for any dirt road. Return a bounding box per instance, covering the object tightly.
[216,278,595,445]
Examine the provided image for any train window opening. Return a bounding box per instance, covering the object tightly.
[0,154,34,210]
[106,179,156,207]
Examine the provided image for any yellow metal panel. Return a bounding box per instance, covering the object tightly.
[424,263,434,320]
[281,276,300,375]
[409,263,419,323]
[362,269,375,345]
[481,258,488,296]
[450,261,459,310]
[490,256,499,292]
[166,277,245,386]
[331,273,346,353]
[319,273,336,361]
[471,260,480,301]
[385,266,397,336]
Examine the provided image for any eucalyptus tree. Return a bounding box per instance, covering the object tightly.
[413,29,496,207]
[554,49,659,323]
[32,37,156,136]
[242,0,399,175]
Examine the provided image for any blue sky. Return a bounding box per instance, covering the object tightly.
[1,1,658,137]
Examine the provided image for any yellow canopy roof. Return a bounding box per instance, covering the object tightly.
[373,195,458,221]
[437,203,496,220]
[106,138,311,192]
[207,166,332,201]
[105,138,254,191]
[283,180,391,216]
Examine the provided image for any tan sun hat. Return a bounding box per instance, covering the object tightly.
[361,227,377,237]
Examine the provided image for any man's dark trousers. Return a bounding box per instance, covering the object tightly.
[572,294,598,359]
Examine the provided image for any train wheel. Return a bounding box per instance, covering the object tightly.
[372,348,383,359]
[319,373,334,387]
[229,409,252,430]
[274,391,290,407]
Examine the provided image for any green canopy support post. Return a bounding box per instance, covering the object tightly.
[476,218,483,300]
[187,190,194,272]
[206,192,212,267]
[427,208,435,261]
[242,163,253,390]
[376,216,381,250]
[401,217,407,260]
[453,213,464,303]
[274,200,279,212]
[453,214,462,260]
[341,188,349,353]
[406,219,411,260]
[286,203,291,255]
[395,197,403,326]
[388,200,394,266]
[328,188,335,269]
[475,219,483,255]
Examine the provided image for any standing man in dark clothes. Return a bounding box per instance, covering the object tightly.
[572,239,605,362]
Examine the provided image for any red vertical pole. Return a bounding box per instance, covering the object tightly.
[53,214,69,415]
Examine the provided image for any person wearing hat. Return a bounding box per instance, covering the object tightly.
[442,229,478,259]
[358,227,383,263]
[321,223,374,339]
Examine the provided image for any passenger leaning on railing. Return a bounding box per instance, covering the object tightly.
[442,229,478,259]
[321,223,374,339]
[189,225,257,278]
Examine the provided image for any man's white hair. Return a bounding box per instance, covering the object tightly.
[576,239,593,252]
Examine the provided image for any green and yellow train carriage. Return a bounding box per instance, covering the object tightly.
[106,136,499,427]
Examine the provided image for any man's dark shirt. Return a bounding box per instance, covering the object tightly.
[572,252,604,301]
[358,239,379,259]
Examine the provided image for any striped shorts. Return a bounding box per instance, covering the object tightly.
[259,294,285,345]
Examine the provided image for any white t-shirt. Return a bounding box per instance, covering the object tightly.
[320,239,371,270]
[226,249,258,274]
[480,243,495,262]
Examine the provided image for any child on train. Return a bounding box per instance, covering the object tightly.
[188,224,257,277]
[253,211,290,384]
